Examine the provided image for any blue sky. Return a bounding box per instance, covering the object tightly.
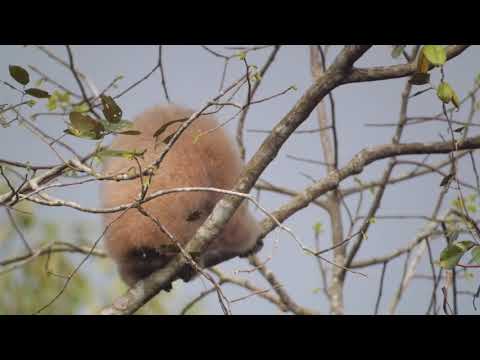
[1,45,479,314]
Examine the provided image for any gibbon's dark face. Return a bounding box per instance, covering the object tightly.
[101,104,261,287]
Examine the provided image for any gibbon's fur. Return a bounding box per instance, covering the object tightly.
[102,104,261,287]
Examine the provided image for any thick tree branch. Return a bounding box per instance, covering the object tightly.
[345,45,469,83]
[99,45,372,315]
[255,135,480,244]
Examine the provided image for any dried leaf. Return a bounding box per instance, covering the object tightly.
[25,88,50,98]
[9,65,30,85]
[416,51,430,74]
[409,73,430,85]
[100,95,122,123]
[153,117,188,138]
[440,173,455,187]
[116,130,141,136]
[162,132,175,144]
[186,210,202,222]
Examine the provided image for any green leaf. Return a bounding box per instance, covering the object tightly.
[437,82,461,109]
[453,126,465,133]
[422,45,447,66]
[162,132,175,144]
[437,82,454,104]
[47,95,57,111]
[100,95,122,123]
[8,65,30,86]
[313,222,323,237]
[102,119,135,133]
[447,229,460,242]
[439,241,476,269]
[452,91,460,109]
[470,246,480,265]
[34,78,45,87]
[464,271,475,281]
[96,148,146,160]
[67,112,105,140]
[25,88,50,99]
[451,197,467,211]
[467,193,477,202]
[13,201,35,229]
[391,45,406,59]
[57,92,70,104]
[72,102,89,113]
[409,73,430,85]
[467,204,477,213]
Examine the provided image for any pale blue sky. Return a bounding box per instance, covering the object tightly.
[1,45,479,314]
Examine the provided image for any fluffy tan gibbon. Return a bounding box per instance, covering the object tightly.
[101,104,261,287]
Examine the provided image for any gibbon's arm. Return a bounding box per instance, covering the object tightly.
[101,104,261,287]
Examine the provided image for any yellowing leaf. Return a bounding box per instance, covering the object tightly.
[237,51,246,60]
[416,51,430,74]
[47,95,57,111]
[55,91,70,104]
[313,222,323,237]
[423,45,447,66]
[67,112,105,140]
[452,92,461,109]
[437,82,454,104]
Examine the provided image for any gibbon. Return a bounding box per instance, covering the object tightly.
[101,104,261,287]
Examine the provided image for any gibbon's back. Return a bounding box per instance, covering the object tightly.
[101,105,260,286]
